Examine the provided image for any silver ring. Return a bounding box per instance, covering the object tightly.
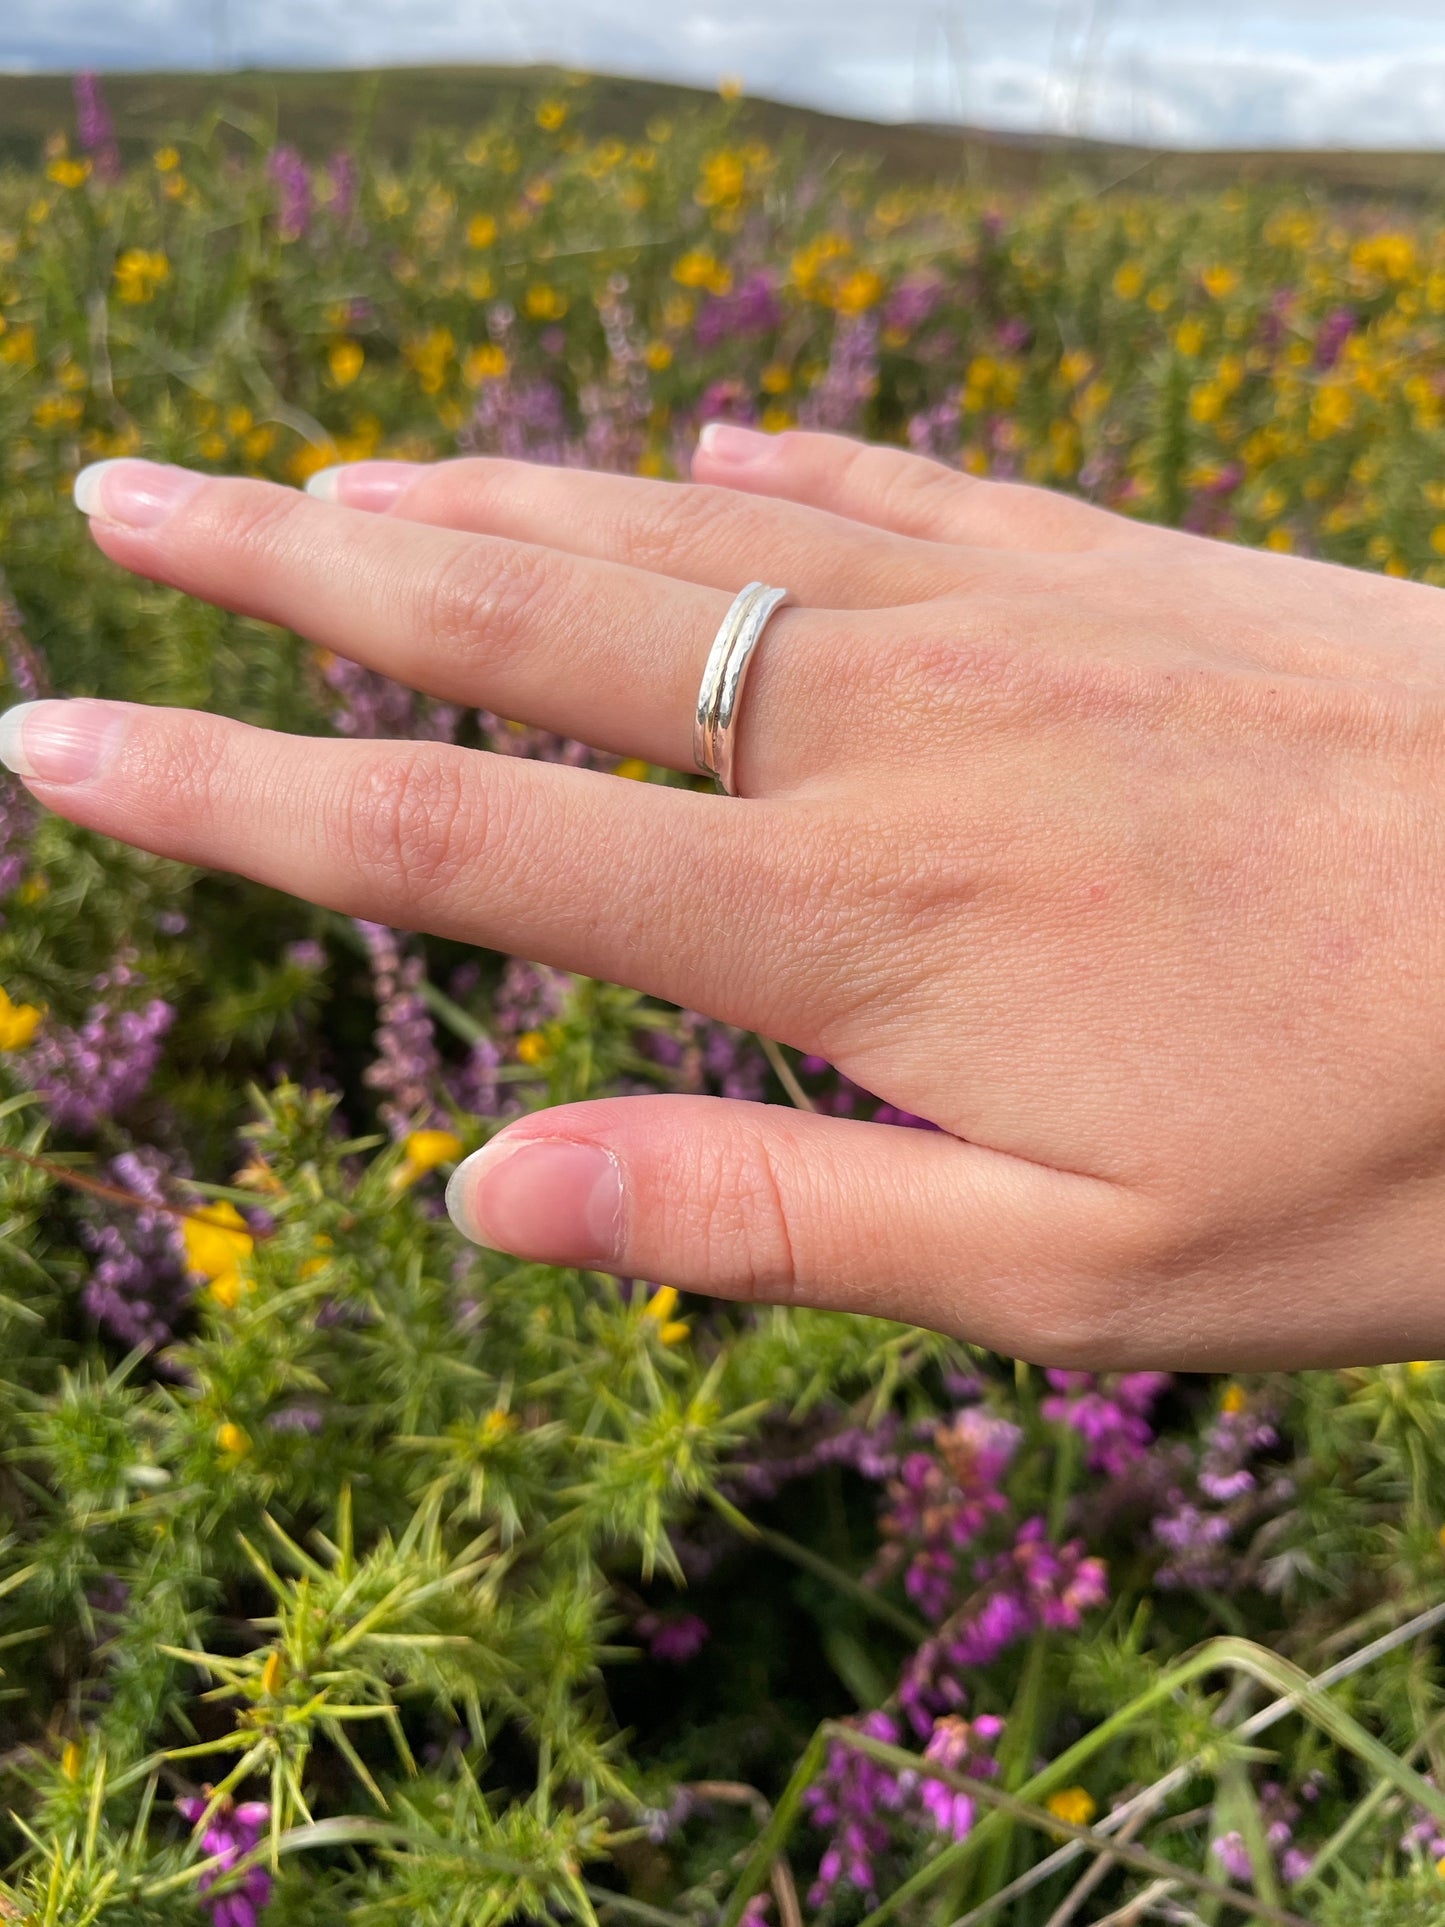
[693,583,790,797]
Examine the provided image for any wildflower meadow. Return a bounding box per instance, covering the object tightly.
[6,66,1445,1926]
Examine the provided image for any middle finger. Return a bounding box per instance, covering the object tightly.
[76,461,892,786]
[303,455,961,607]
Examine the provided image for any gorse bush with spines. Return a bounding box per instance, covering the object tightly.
[2,69,1445,1924]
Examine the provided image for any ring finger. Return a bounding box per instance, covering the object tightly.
[75,460,900,790]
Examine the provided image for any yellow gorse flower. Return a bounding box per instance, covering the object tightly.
[390,1130,464,1194]
[328,340,364,387]
[47,158,91,189]
[183,1202,254,1302]
[404,326,455,395]
[1047,1787,1097,1828]
[403,1130,464,1176]
[524,284,568,321]
[0,987,44,1052]
[463,343,509,385]
[113,249,170,305]
[215,1421,250,1458]
[516,1029,552,1067]
[643,1286,690,1344]
[261,1650,284,1695]
[61,1740,82,1780]
[672,249,731,295]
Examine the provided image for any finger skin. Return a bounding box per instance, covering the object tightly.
[692,426,1152,551]
[82,470,858,786]
[310,456,960,607]
[447,1093,1135,1361]
[11,698,818,1031]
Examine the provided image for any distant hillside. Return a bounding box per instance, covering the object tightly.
[1,65,1444,199]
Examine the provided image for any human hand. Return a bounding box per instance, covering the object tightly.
[7,425,1445,1368]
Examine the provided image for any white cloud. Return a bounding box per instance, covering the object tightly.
[6,0,1445,148]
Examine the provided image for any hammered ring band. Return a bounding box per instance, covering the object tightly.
[692,582,791,797]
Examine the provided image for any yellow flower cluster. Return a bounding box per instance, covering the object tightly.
[0,987,43,1051]
[113,248,169,304]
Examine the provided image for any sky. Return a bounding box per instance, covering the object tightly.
[5,0,1445,150]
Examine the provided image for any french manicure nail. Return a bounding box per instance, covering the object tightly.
[697,421,775,465]
[446,1135,624,1268]
[0,698,127,785]
[73,458,204,529]
[305,462,418,510]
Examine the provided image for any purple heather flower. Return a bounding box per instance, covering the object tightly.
[1151,1499,1235,1588]
[466,367,572,464]
[738,1898,771,1927]
[1213,1829,1252,1882]
[25,959,174,1133]
[637,1611,709,1664]
[448,1032,504,1120]
[0,576,46,702]
[493,957,570,1037]
[694,270,785,347]
[176,1795,272,1927]
[79,1146,192,1351]
[73,72,121,182]
[356,921,442,1137]
[1403,1776,1445,1861]
[267,1405,324,1435]
[1315,306,1356,370]
[0,771,34,906]
[803,1710,906,1906]
[267,145,310,242]
[898,1520,1106,1736]
[283,939,326,974]
[884,275,945,334]
[873,1408,1021,1622]
[1042,1370,1170,1478]
[327,150,358,224]
[1199,1406,1278,1501]
[799,316,880,432]
[918,1712,1004,1840]
[697,377,757,426]
[318,649,460,742]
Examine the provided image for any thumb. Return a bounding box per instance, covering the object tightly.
[445,1094,1127,1359]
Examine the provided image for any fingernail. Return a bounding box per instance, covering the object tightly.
[306,461,418,510]
[697,421,776,465]
[446,1134,624,1268]
[0,698,127,785]
[73,458,204,528]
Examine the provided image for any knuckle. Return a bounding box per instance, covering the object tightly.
[419,539,554,672]
[623,485,734,574]
[335,746,494,908]
[877,452,971,530]
[680,1125,802,1304]
[120,715,232,833]
[199,480,306,560]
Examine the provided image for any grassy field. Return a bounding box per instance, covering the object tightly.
[4,63,1445,199]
